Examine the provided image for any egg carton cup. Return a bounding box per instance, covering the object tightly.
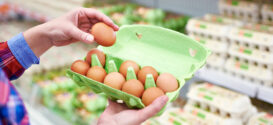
[219,0,259,23]
[67,25,210,115]
[224,57,273,87]
[247,112,273,125]
[188,34,229,54]
[186,18,230,42]
[204,14,244,26]
[228,42,273,65]
[187,82,252,119]
[205,52,226,71]
[184,104,243,125]
[261,4,273,25]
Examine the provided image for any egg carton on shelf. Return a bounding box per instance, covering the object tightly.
[228,41,273,65]
[183,104,243,125]
[186,18,230,44]
[247,112,273,125]
[203,14,244,26]
[205,52,226,71]
[261,4,273,25]
[224,57,273,87]
[187,82,256,120]
[218,0,260,23]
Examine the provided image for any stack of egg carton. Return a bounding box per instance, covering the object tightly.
[261,3,273,25]
[186,82,257,124]
[226,23,273,87]
[186,14,241,70]
[218,0,260,23]
[247,112,273,125]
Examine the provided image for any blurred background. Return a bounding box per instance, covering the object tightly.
[0,0,273,125]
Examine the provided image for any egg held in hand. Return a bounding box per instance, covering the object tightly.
[91,22,116,47]
[104,72,125,90]
[141,87,165,106]
[85,48,106,66]
[86,66,107,83]
[122,79,144,97]
[156,73,178,92]
[119,60,140,77]
[71,60,90,75]
[137,66,158,84]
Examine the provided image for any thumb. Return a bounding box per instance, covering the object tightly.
[137,95,168,122]
[70,27,94,43]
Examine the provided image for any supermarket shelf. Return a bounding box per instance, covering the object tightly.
[257,86,273,104]
[195,68,258,97]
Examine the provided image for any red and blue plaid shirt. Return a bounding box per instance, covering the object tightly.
[0,33,39,125]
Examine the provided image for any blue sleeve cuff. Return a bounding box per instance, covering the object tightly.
[7,33,40,69]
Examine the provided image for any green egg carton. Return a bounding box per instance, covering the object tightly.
[66,25,210,114]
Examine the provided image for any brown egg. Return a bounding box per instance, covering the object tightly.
[85,48,106,66]
[119,60,140,77]
[142,87,164,106]
[122,79,144,97]
[71,60,90,75]
[156,73,178,93]
[91,22,116,47]
[137,66,158,84]
[86,66,107,82]
[104,72,125,90]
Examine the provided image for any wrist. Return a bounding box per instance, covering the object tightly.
[24,23,53,57]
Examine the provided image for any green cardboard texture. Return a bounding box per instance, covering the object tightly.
[67,25,210,114]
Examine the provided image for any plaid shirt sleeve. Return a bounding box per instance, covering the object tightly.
[0,33,40,125]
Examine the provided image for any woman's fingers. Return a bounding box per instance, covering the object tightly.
[69,26,94,43]
[81,8,119,31]
[137,96,168,122]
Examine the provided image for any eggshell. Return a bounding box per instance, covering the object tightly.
[71,60,90,75]
[137,66,158,84]
[119,60,140,77]
[104,72,125,90]
[122,79,144,97]
[91,22,116,47]
[85,48,106,66]
[141,87,164,106]
[86,66,107,82]
[156,73,178,92]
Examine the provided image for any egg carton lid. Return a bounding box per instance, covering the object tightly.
[100,25,210,81]
[184,104,243,125]
[219,0,259,8]
[187,83,252,114]
[247,112,273,125]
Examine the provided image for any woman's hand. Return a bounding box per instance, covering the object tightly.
[24,8,118,57]
[97,96,168,125]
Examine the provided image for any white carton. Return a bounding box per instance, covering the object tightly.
[261,4,273,25]
[218,0,259,23]
[204,14,244,26]
[187,83,253,119]
[224,57,273,87]
[206,52,226,70]
[184,104,243,125]
[247,113,273,125]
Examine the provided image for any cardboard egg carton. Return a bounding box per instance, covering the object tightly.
[228,41,273,65]
[203,14,244,26]
[186,18,230,43]
[184,104,243,125]
[261,4,273,25]
[187,83,255,119]
[218,0,260,23]
[247,112,273,125]
[205,52,226,70]
[224,57,273,87]
[188,34,229,53]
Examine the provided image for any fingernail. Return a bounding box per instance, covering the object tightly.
[86,35,94,42]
